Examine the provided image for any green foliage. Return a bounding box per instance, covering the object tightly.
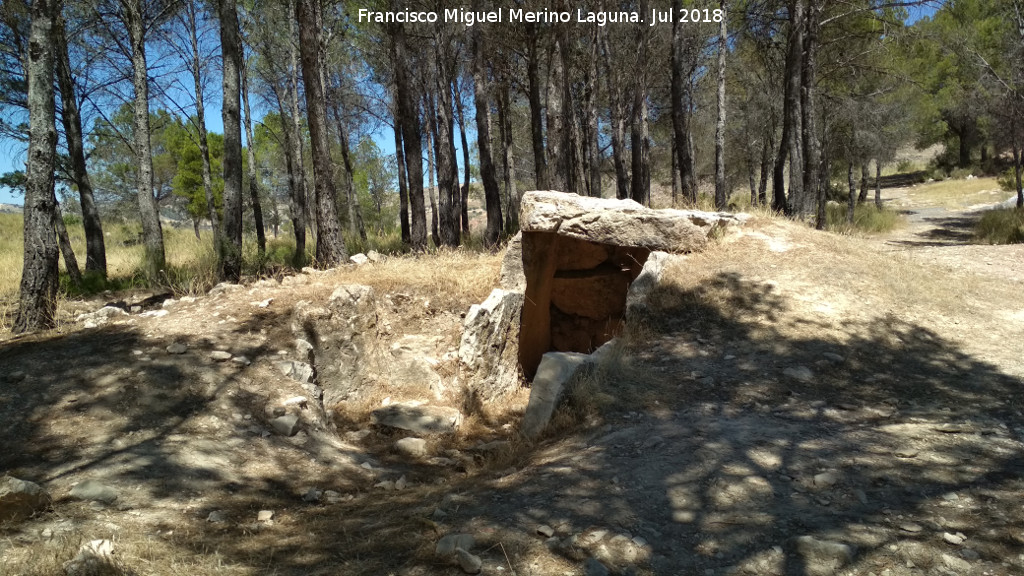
[975,208,1024,244]
[997,168,1020,192]
[825,203,902,234]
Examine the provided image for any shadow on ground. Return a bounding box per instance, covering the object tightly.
[1,271,1022,575]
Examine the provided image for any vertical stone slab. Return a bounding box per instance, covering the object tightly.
[518,232,560,380]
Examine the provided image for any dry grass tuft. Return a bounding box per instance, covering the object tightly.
[903,176,1005,209]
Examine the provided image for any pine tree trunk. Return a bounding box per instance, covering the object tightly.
[333,105,366,241]
[53,199,82,288]
[670,0,697,205]
[603,36,629,200]
[391,15,427,249]
[240,52,266,257]
[14,0,60,333]
[527,24,547,189]
[858,163,869,204]
[783,0,804,215]
[425,118,440,247]
[498,77,519,232]
[392,101,410,243]
[452,82,471,233]
[629,0,649,206]
[296,0,347,266]
[55,15,105,278]
[274,85,306,267]
[800,0,820,219]
[875,161,883,209]
[289,5,314,246]
[546,42,564,192]
[218,0,244,281]
[186,0,220,251]
[847,162,856,225]
[715,0,728,211]
[471,17,502,246]
[758,127,773,206]
[127,0,166,278]
[585,26,601,198]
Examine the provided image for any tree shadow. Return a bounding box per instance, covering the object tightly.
[2,271,1022,575]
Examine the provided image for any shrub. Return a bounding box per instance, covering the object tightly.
[975,208,1024,244]
[825,202,902,234]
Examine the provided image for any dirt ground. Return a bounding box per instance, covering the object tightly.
[1,186,1023,576]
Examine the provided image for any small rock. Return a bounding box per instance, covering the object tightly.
[941,552,971,571]
[302,488,321,502]
[277,360,315,384]
[207,510,226,523]
[367,250,383,263]
[395,476,408,490]
[813,471,840,488]
[257,510,274,522]
[537,525,555,538]
[231,355,251,365]
[474,440,511,453]
[899,522,923,533]
[895,449,919,459]
[140,309,168,318]
[395,437,428,458]
[855,490,868,504]
[63,539,114,576]
[0,477,51,523]
[822,352,845,363]
[783,366,814,383]
[166,343,188,354]
[960,548,980,560]
[431,508,447,520]
[942,532,965,545]
[69,480,118,504]
[210,351,233,361]
[584,557,610,576]
[436,534,475,556]
[271,414,300,436]
[350,253,369,266]
[456,548,482,574]
[374,480,395,491]
[793,536,853,571]
[251,298,274,308]
[283,396,308,408]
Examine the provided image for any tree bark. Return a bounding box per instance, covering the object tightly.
[185,0,219,253]
[526,24,546,189]
[847,161,856,225]
[289,4,314,245]
[55,14,105,278]
[218,0,244,281]
[274,84,306,266]
[629,0,650,206]
[545,41,564,192]
[127,0,166,278]
[800,0,820,219]
[670,0,697,204]
[15,0,61,333]
[452,80,471,233]
[240,49,266,258]
[758,126,773,206]
[858,163,869,204]
[782,0,804,215]
[497,76,519,232]
[875,161,883,209]
[296,0,347,266]
[53,198,82,288]
[391,14,427,249]
[392,98,410,243]
[332,104,366,241]
[714,0,728,211]
[425,113,440,247]
[471,16,502,246]
[585,26,600,198]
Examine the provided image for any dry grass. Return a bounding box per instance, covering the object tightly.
[902,176,1006,209]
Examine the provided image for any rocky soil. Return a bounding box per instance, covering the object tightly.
[1,191,1022,576]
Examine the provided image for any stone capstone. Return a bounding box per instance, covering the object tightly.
[0,477,51,523]
[371,402,462,434]
[462,191,745,394]
[292,285,380,407]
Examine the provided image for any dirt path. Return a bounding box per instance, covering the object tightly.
[875,185,1024,284]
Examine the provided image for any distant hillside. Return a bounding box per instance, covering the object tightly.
[0,203,20,214]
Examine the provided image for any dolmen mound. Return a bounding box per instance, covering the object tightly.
[459,191,747,437]
[288,191,744,440]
